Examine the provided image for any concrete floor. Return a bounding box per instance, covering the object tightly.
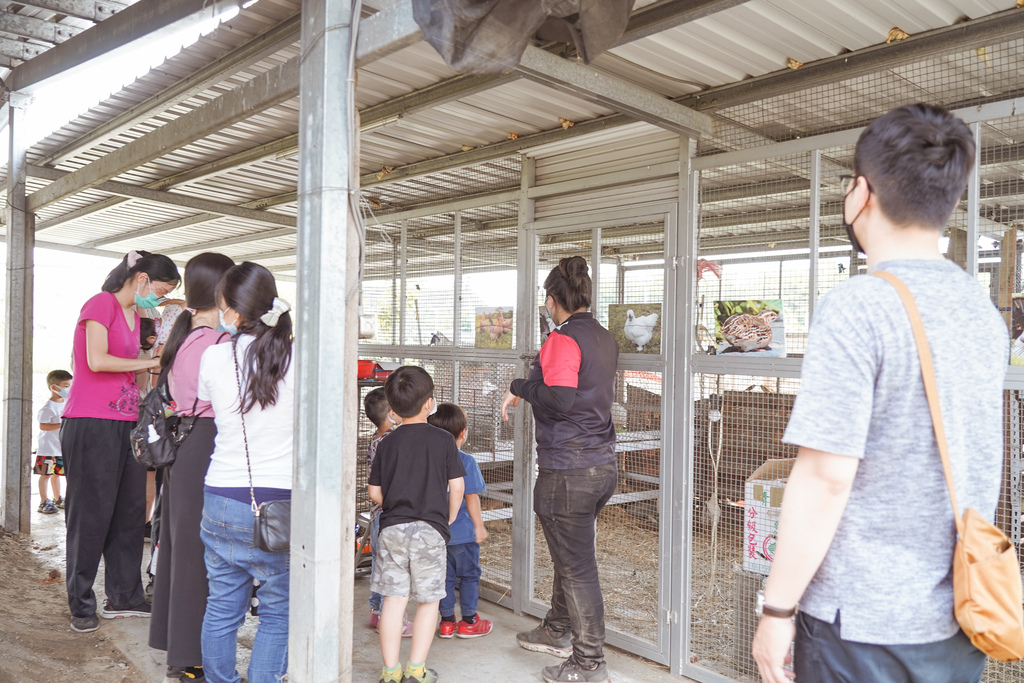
[28,475,689,682]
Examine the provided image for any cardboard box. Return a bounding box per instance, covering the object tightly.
[743,458,795,575]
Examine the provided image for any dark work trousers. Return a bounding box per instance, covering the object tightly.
[61,417,147,618]
[534,463,618,669]
[794,611,986,683]
[150,418,215,666]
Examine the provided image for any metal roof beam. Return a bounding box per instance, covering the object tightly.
[617,0,752,45]
[0,12,84,44]
[37,12,302,167]
[28,165,295,227]
[676,5,1024,114]
[26,56,301,213]
[7,0,244,92]
[0,38,47,62]
[81,191,297,248]
[14,0,127,22]
[516,45,711,137]
[161,227,297,255]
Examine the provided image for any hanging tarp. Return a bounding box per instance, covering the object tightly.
[412,0,635,75]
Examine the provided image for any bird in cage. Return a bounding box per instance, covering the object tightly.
[720,310,778,352]
[623,309,659,352]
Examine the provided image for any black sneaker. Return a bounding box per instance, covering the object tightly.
[100,600,151,619]
[178,665,205,681]
[70,614,99,632]
[516,624,572,658]
[400,668,438,683]
[542,658,611,683]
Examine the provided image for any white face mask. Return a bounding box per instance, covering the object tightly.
[52,385,70,399]
[218,309,239,336]
[428,397,437,416]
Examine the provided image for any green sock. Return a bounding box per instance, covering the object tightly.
[405,662,426,679]
[380,664,402,682]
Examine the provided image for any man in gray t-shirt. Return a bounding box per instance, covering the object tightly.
[752,104,1008,683]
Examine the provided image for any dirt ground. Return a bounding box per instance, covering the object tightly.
[0,527,145,683]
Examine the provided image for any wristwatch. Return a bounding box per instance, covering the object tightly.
[756,590,796,619]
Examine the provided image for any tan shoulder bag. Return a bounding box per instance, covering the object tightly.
[873,269,1024,661]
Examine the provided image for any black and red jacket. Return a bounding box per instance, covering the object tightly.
[510,312,618,469]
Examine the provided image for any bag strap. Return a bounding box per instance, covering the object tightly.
[871,270,963,537]
[231,338,259,516]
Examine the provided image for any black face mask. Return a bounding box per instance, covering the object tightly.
[842,181,867,256]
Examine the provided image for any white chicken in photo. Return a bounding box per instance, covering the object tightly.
[624,309,659,352]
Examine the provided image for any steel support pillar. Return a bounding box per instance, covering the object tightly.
[1,96,35,535]
[290,0,358,679]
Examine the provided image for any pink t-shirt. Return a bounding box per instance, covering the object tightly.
[64,292,142,421]
[168,327,230,417]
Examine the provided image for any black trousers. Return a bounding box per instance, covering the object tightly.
[149,418,215,666]
[61,417,147,618]
[534,463,618,669]
[794,611,986,683]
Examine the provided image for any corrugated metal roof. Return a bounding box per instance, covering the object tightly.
[4,0,1018,273]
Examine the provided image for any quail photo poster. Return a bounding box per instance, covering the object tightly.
[475,306,514,349]
[608,303,661,355]
[1011,294,1024,365]
[713,299,786,358]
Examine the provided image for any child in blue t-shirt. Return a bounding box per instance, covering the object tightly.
[428,402,492,639]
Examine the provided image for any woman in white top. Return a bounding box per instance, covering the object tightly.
[196,262,294,683]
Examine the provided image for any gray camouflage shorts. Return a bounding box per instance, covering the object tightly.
[371,521,447,603]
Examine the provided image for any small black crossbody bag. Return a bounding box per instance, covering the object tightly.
[232,340,290,553]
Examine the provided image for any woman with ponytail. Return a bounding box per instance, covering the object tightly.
[62,250,180,634]
[500,256,619,683]
[195,262,294,683]
[149,252,235,682]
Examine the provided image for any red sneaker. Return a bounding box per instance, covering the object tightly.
[456,618,493,638]
[438,620,456,639]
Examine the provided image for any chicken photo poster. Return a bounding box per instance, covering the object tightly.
[475,306,514,349]
[608,304,661,355]
[713,300,786,357]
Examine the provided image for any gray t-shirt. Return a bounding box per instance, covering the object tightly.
[783,258,1008,645]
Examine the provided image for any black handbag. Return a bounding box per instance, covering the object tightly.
[130,372,197,468]
[232,339,291,553]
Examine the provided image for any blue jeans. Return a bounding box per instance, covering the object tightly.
[440,542,481,618]
[794,611,985,683]
[200,492,289,683]
[368,512,383,612]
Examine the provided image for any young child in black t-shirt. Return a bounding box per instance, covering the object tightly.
[369,366,465,683]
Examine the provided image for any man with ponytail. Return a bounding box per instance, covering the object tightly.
[501,256,618,683]
[752,105,1007,683]
[62,250,180,633]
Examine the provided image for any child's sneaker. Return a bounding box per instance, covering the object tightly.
[369,611,380,629]
[438,619,456,639]
[400,667,438,683]
[542,658,611,683]
[401,615,414,638]
[516,624,572,657]
[39,499,58,514]
[54,496,65,509]
[456,617,492,638]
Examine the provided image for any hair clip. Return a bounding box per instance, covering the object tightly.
[260,297,291,327]
[127,250,141,268]
[184,307,197,315]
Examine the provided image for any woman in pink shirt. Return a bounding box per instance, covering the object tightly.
[149,252,234,681]
[62,250,180,634]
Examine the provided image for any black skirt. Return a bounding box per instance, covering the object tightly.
[148,417,216,665]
